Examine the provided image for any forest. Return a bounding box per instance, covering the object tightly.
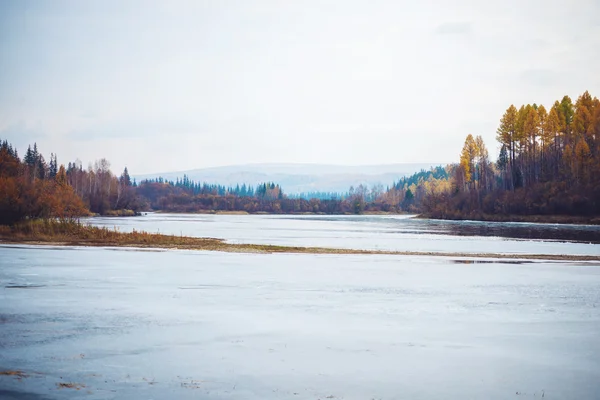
[0,142,88,225]
[419,90,600,221]
[0,139,407,223]
[1,90,598,225]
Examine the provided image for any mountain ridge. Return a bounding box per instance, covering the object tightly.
[134,162,445,194]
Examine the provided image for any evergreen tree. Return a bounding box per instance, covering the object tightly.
[49,153,58,178]
[120,167,132,186]
[497,145,508,189]
[24,145,35,166]
[36,154,47,180]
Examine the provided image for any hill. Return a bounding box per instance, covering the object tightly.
[134,163,441,194]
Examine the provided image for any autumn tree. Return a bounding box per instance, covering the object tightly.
[496,105,519,189]
[523,106,540,185]
[419,90,600,221]
[474,135,492,192]
[559,95,575,146]
[543,106,560,177]
[459,134,477,191]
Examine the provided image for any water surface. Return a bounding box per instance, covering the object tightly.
[2,215,600,398]
[88,213,600,256]
[1,246,600,399]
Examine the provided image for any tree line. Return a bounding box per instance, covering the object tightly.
[144,175,262,197]
[133,179,405,214]
[4,89,596,224]
[0,135,467,224]
[0,141,87,225]
[420,90,599,220]
[1,139,418,223]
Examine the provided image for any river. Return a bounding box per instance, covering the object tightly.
[1,214,599,399]
[87,213,600,255]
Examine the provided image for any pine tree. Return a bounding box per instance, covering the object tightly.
[48,153,58,179]
[120,167,132,186]
[497,145,508,190]
[24,145,35,166]
[36,154,47,180]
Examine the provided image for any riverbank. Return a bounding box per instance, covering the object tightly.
[1,220,598,261]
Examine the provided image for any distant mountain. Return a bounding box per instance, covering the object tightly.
[134,163,444,194]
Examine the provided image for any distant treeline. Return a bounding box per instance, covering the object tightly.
[142,175,261,197]
[135,179,403,214]
[1,140,419,224]
[3,91,597,225]
[289,191,348,200]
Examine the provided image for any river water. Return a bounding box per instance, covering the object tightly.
[1,215,599,399]
[88,213,600,256]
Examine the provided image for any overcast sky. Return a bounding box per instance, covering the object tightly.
[1,0,599,174]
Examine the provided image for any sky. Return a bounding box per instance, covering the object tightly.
[1,0,599,175]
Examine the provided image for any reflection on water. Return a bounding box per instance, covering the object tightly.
[424,219,600,243]
[285,215,600,244]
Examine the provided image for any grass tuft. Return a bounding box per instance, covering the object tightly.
[0,370,28,378]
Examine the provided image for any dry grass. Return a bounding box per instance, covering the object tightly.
[2,219,225,249]
[0,370,28,378]
[1,219,598,262]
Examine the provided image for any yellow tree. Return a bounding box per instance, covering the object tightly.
[552,100,567,149]
[475,135,490,192]
[56,164,68,186]
[573,91,595,142]
[514,104,532,187]
[523,106,540,185]
[559,95,575,147]
[537,105,547,147]
[543,106,560,176]
[516,105,530,156]
[496,105,518,189]
[460,134,477,191]
[573,137,591,185]
[591,97,600,158]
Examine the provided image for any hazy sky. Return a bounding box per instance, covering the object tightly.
[1,0,599,174]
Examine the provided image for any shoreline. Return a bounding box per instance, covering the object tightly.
[1,238,598,262]
[418,213,600,225]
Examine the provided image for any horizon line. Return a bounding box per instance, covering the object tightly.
[134,161,453,177]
